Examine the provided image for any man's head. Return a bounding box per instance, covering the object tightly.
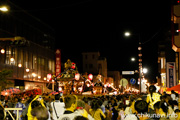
[135,100,148,114]
[149,85,156,93]
[77,100,85,109]
[55,94,60,100]
[64,95,78,111]
[31,106,49,120]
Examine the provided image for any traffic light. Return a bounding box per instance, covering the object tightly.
[173,0,180,5]
[174,23,179,36]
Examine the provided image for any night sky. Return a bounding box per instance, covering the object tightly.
[11,0,172,82]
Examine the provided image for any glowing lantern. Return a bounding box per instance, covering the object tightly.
[88,74,93,80]
[75,73,80,80]
[18,63,22,67]
[47,74,52,81]
[71,62,76,69]
[1,49,5,54]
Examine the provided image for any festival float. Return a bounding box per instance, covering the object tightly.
[53,59,118,95]
[54,59,94,95]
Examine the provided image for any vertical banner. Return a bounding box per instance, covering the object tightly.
[166,62,176,88]
[55,49,61,77]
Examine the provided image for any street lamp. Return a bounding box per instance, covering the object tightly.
[124,32,131,37]
[0,6,8,12]
[131,57,136,62]
[124,32,142,93]
[143,68,148,74]
[0,49,5,54]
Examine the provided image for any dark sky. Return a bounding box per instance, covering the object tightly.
[11,0,172,81]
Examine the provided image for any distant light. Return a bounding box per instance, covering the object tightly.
[138,46,142,50]
[1,49,5,54]
[124,32,131,36]
[10,57,14,62]
[131,57,135,61]
[26,68,30,72]
[47,74,52,81]
[38,76,41,79]
[32,72,36,77]
[18,63,22,67]
[0,6,8,12]
[75,73,80,80]
[88,74,93,80]
[143,68,148,74]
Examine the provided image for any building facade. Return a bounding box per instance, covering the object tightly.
[171,1,180,87]
[82,52,107,83]
[0,1,55,92]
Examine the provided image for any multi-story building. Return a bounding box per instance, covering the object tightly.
[107,71,121,88]
[82,52,107,83]
[0,1,55,92]
[171,0,180,87]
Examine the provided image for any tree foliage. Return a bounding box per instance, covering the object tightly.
[0,69,13,90]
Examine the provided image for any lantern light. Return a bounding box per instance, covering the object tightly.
[88,74,93,80]
[26,68,30,72]
[47,74,52,81]
[18,63,22,67]
[1,49,5,54]
[10,57,14,62]
[32,72,36,77]
[75,73,80,80]
[71,62,76,69]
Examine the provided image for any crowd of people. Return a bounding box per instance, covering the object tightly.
[0,85,180,120]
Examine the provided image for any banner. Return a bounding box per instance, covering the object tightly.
[55,49,61,77]
[166,62,176,88]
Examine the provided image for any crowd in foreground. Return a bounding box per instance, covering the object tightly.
[0,85,180,120]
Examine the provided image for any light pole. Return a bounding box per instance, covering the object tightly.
[125,32,143,93]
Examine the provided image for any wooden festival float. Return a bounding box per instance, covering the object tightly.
[54,59,93,95]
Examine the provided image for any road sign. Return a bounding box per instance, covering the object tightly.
[130,78,136,85]
[122,71,134,75]
[120,78,128,87]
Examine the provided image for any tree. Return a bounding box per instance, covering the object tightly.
[0,69,13,96]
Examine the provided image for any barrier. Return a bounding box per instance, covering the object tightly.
[5,108,22,120]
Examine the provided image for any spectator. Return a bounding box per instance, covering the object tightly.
[89,99,106,120]
[124,100,132,115]
[13,98,26,120]
[154,101,168,119]
[75,100,94,120]
[171,90,176,101]
[0,95,5,107]
[51,94,65,120]
[118,103,125,120]
[172,100,178,111]
[124,100,149,120]
[104,105,111,120]
[58,95,81,120]
[111,102,119,120]
[83,97,91,114]
[31,106,49,120]
[135,100,149,120]
[146,85,161,114]
[27,95,46,120]
[0,102,5,120]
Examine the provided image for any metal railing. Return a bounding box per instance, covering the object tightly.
[5,108,22,120]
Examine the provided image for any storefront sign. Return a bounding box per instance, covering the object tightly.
[166,62,176,88]
[55,49,61,77]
